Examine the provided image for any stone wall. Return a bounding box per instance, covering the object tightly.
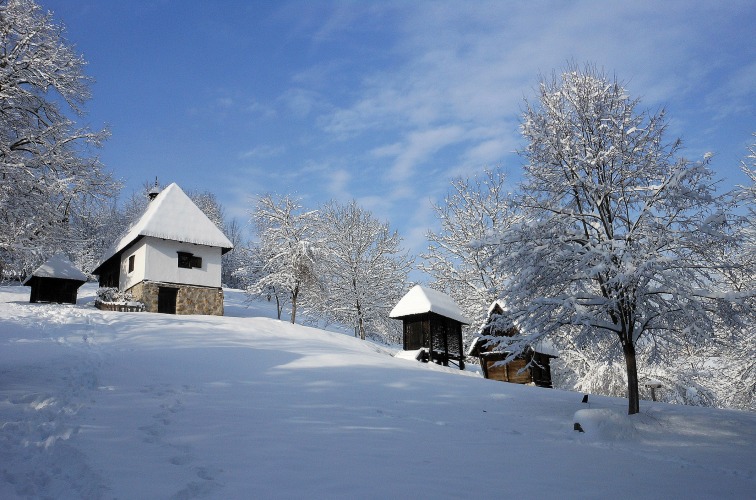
[128,280,224,316]
[127,281,154,311]
[177,283,224,316]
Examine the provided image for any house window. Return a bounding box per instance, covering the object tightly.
[177,251,202,269]
[128,255,135,273]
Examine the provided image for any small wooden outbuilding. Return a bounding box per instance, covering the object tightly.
[23,254,88,304]
[468,301,557,387]
[390,285,469,370]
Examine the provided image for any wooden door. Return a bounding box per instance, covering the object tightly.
[157,287,178,314]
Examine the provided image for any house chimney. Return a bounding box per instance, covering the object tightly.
[147,178,160,201]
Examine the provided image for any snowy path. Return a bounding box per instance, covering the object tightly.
[1,284,755,499]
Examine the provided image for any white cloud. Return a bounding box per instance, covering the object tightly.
[369,142,403,159]
[239,145,285,160]
[280,88,325,119]
[388,125,467,182]
[705,61,756,121]
[245,100,277,119]
[320,0,752,144]
[327,169,351,199]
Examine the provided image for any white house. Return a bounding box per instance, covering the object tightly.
[92,183,233,315]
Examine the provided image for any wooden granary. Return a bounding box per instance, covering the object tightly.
[468,301,557,387]
[390,285,469,370]
[24,254,88,305]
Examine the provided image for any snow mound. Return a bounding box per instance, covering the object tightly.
[573,408,640,441]
[394,348,425,361]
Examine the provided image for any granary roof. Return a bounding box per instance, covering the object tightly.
[94,183,233,272]
[389,285,470,324]
[23,254,88,284]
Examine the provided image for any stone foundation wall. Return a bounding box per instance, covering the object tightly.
[177,284,224,316]
[127,281,154,311]
[128,281,224,316]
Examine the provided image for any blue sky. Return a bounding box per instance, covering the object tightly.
[43,0,755,257]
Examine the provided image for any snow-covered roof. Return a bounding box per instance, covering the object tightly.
[95,183,233,270]
[533,338,559,357]
[23,254,88,284]
[487,299,505,316]
[389,285,470,324]
[482,300,560,357]
[466,336,481,357]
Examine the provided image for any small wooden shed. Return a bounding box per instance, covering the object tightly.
[23,254,88,304]
[468,301,557,387]
[390,285,469,370]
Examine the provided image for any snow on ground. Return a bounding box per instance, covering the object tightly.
[1,284,754,499]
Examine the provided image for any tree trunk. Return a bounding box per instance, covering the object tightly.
[621,338,640,415]
[290,286,298,324]
[353,279,366,340]
[358,317,365,340]
[356,301,365,340]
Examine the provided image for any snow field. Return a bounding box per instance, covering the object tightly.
[0,284,754,499]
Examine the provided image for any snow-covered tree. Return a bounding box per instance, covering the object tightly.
[116,179,170,229]
[0,0,114,269]
[491,65,749,414]
[186,188,243,287]
[317,200,413,341]
[188,189,225,230]
[738,134,756,280]
[221,217,244,288]
[246,194,318,324]
[232,242,288,319]
[421,168,514,342]
[66,194,123,275]
[720,134,756,411]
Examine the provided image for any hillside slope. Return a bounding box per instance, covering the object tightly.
[1,284,754,499]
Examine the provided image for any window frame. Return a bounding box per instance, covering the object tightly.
[177,251,202,269]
